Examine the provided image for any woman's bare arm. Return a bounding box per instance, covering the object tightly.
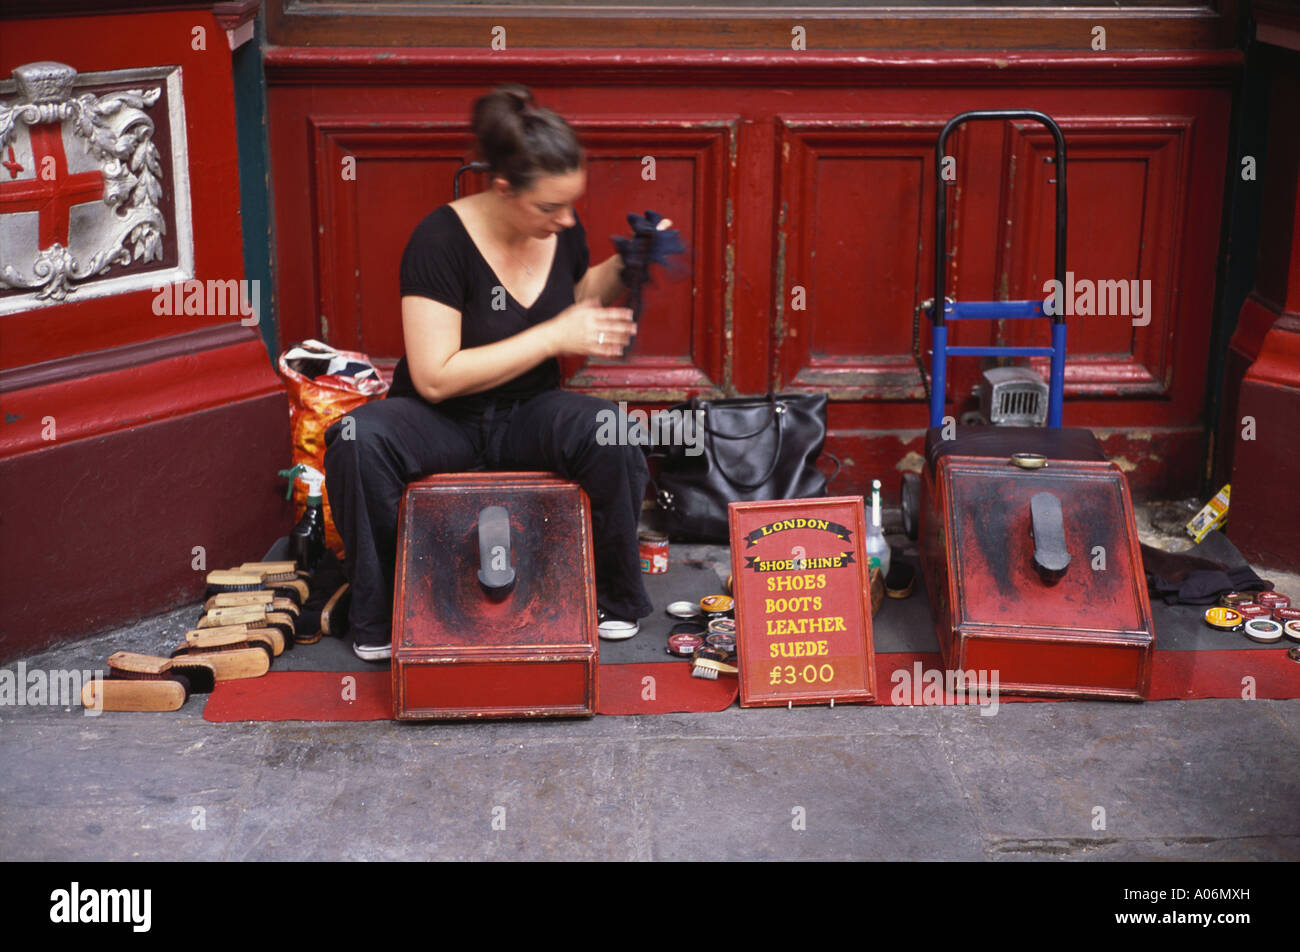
[576,217,675,306]
[577,256,627,307]
[401,295,637,404]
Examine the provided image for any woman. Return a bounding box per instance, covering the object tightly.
[324,84,669,661]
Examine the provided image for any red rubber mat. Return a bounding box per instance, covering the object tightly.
[204,670,393,722]
[871,650,1300,706]
[589,662,738,715]
[202,662,738,721]
[202,649,1298,722]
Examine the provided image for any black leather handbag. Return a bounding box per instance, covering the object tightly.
[651,392,836,543]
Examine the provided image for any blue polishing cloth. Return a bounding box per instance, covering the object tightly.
[612,210,686,289]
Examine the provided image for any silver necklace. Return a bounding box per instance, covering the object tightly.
[504,247,534,276]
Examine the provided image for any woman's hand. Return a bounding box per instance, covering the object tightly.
[546,296,637,359]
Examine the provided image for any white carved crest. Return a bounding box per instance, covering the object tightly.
[0,62,194,315]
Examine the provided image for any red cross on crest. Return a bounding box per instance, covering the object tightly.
[0,123,106,249]
[1,61,173,306]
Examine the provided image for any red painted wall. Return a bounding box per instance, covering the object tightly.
[0,9,291,660]
[0,10,248,370]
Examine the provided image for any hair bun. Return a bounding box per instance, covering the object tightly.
[501,84,533,113]
[471,83,582,192]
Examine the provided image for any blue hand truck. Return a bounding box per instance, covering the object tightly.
[921,110,1069,428]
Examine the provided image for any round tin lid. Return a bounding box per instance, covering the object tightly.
[700,594,734,615]
[666,600,703,620]
[1257,591,1290,609]
[667,632,705,657]
[1219,591,1251,608]
[1204,606,1244,631]
[1285,620,1300,644]
[1244,618,1284,643]
[705,631,737,653]
[707,617,737,635]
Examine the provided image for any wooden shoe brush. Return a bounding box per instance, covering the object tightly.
[239,560,311,581]
[691,646,738,680]
[206,569,307,607]
[204,590,299,617]
[171,628,273,679]
[198,606,296,649]
[233,564,310,604]
[81,652,217,712]
[184,622,282,657]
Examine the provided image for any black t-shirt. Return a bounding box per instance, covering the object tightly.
[391,203,590,416]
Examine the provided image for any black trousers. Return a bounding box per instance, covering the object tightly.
[323,389,654,645]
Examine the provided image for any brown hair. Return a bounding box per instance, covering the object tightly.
[472,83,583,193]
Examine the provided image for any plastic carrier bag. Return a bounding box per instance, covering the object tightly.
[278,340,389,556]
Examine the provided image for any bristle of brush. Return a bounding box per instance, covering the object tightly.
[170,664,215,694]
[108,668,167,682]
[204,582,263,598]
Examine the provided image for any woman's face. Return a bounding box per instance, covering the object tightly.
[495,168,586,240]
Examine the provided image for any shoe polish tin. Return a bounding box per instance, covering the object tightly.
[1204,606,1244,631]
[667,631,706,657]
[1257,591,1290,611]
[666,600,703,620]
[700,594,734,616]
[1245,618,1284,644]
[707,617,736,636]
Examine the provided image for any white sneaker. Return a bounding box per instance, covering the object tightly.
[352,640,391,662]
[597,610,639,641]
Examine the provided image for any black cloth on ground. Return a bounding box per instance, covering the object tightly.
[1141,531,1274,605]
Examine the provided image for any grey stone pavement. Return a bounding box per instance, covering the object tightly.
[2,503,1298,862]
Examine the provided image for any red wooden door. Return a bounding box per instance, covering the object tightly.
[266,6,1239,500]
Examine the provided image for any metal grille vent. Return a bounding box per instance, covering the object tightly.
[978,366,1050,427]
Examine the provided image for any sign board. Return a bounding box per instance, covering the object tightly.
[729,496,876,707]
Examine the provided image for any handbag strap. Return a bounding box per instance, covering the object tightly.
[709,400,786,491]
[697,393,779,441]
[820,451,842,487]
